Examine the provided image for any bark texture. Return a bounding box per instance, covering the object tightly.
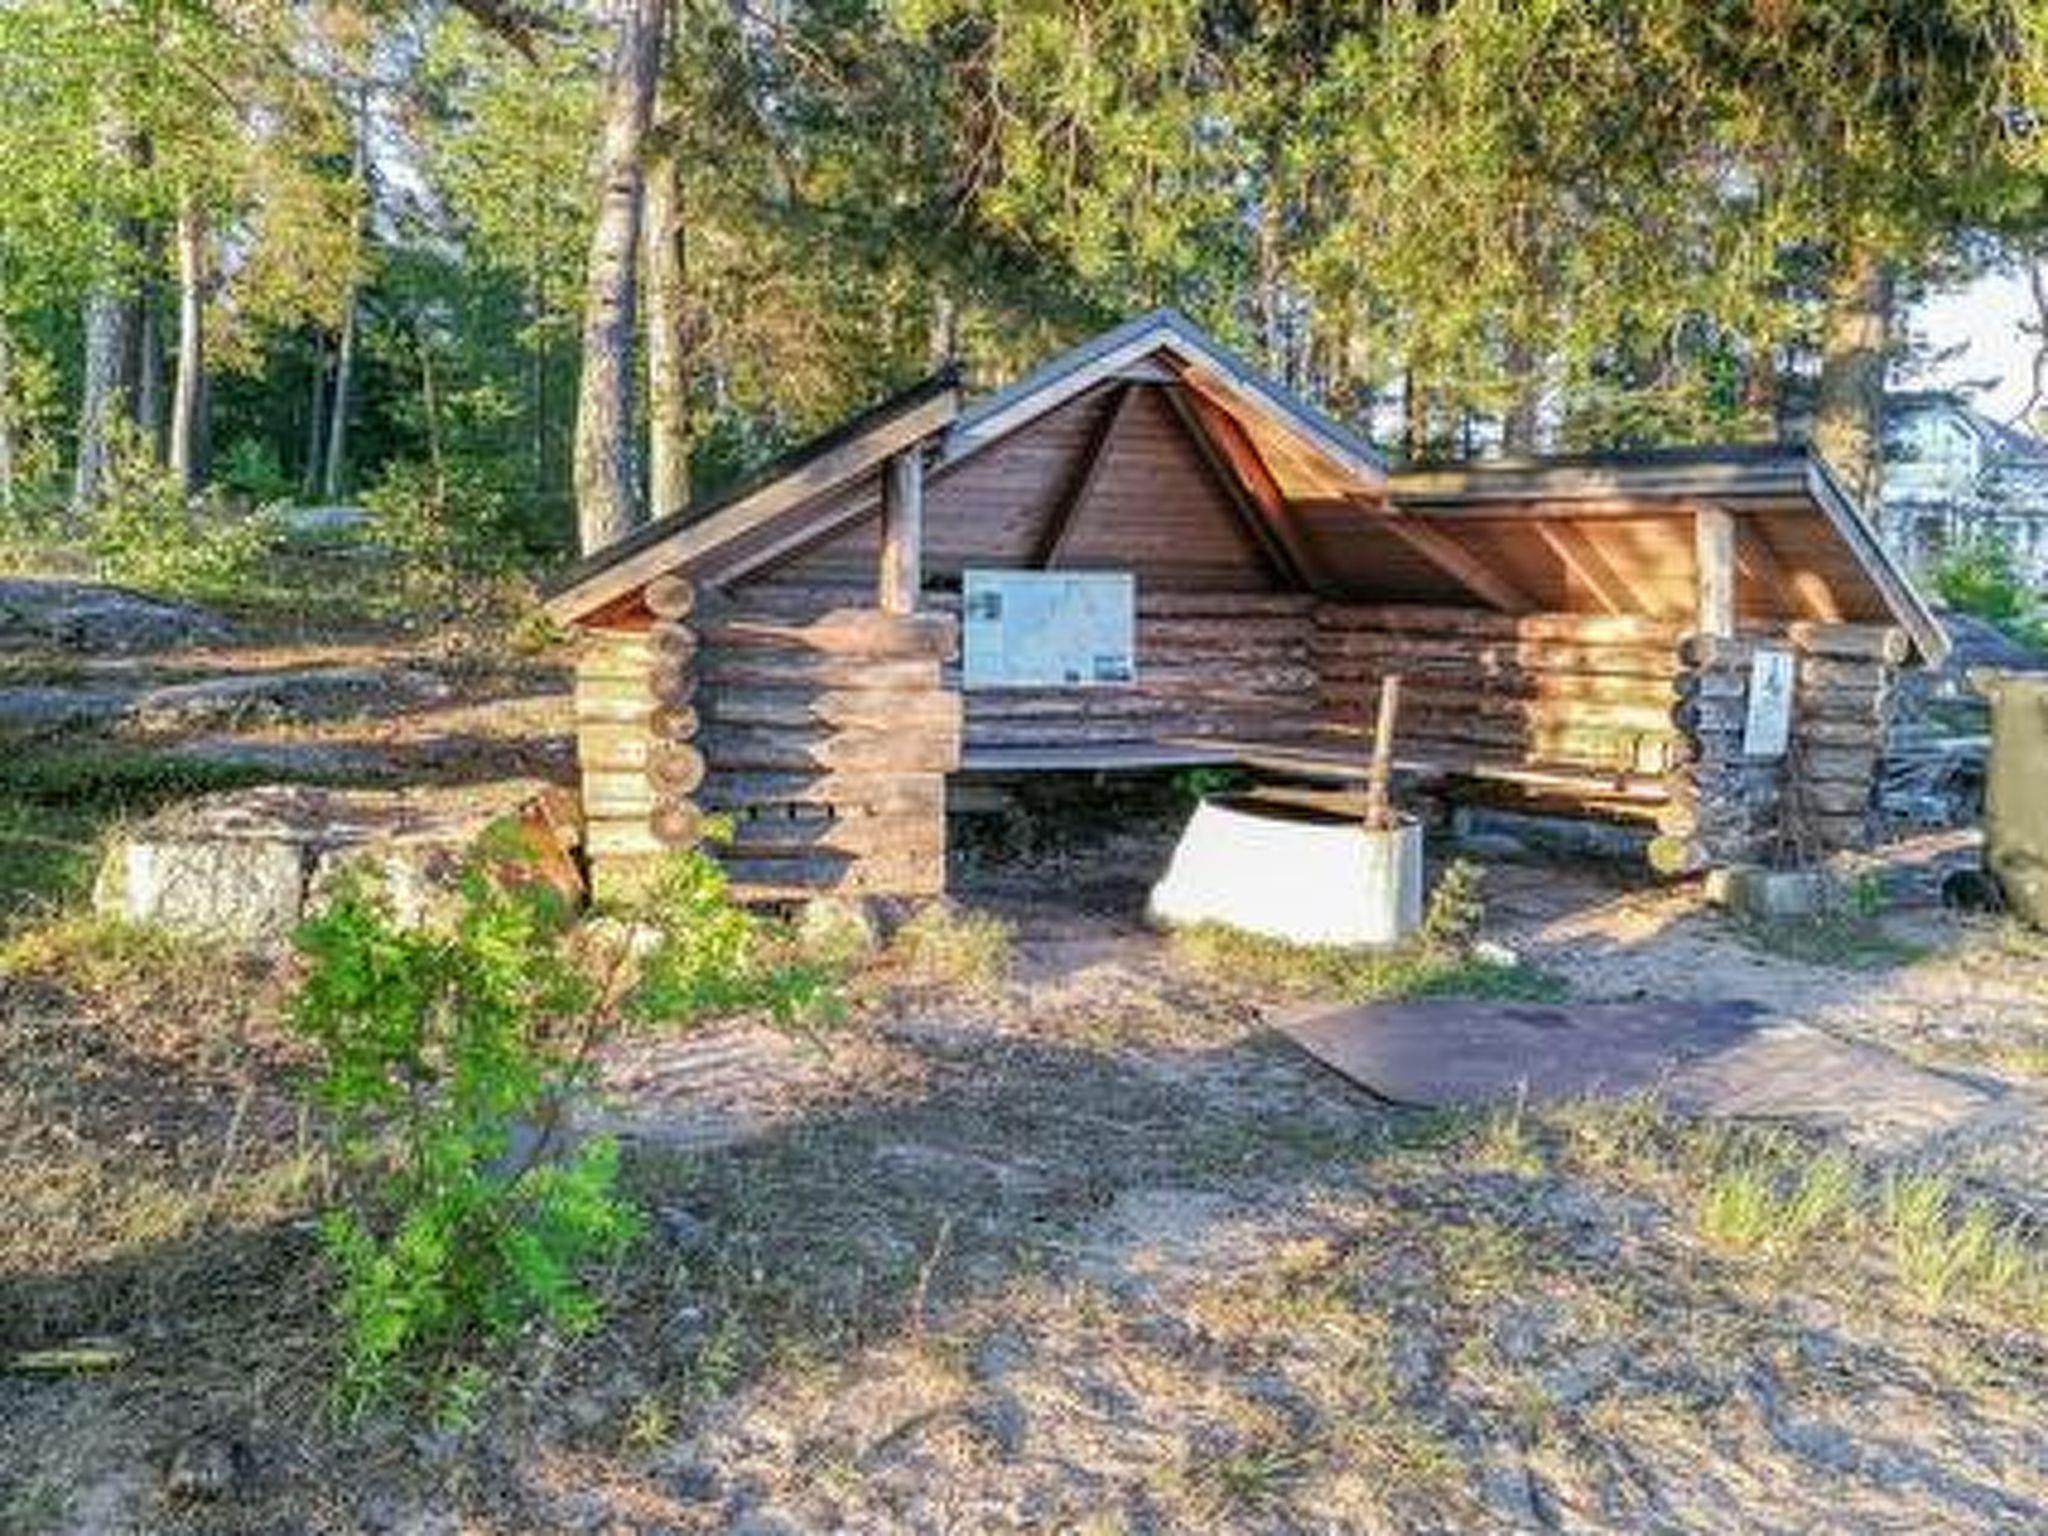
[574,0,666,554]
[72,286,140,517]
[1813,245,1893,512]
[642,131,692,522]
[168,192,208,496]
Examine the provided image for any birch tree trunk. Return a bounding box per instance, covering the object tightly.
[642,130,691,521]
[322,294,356,500]
[1813,244,1893,513]
[302,335,327,498]
[573,0,666,554]
[168,191,208,496]
[323,88,368,503]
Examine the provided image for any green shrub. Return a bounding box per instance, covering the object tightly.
[292,858,641,1411]
[87,437,282,602]
[1931,532,2046,648]
[215,436,297,504]
[290,835,852,1410]
[362,459,518,621]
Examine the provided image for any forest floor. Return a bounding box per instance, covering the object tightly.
[2,585,2047,1534]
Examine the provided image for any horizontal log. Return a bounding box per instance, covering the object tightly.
[575,671,654,705]
[697,771,947,815]
[648,743,707,794]
[718,852,946,900]
[651,800,704,846]
[699,609,958,660]
[1134,617,1311,647]
[573,695,656,726]
[697,653,942,691]
[1323,685,1676,734]
[648,622,699,665]
[650,703,700,741]
[585,822,663,858]
[923,588,1318,620]
[1796,658,1888,692]
[578,724,656,772]
[1793,745,1879,784]
[1785,622,1909,663]
[699,722,961,773]
[645,575,696,621]
[575,646,654,684]
[582,772,655,814]
[1315,606,1684,645]
[705,687,963,732]
[723,810,945,859]
[1792,716,1886,748]
[1315,636,1684,679]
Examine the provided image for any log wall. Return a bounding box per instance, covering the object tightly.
[1651,623,1905,873]
[940,590,1319,753]
[690,593,961,900]
[1314,605,1689,784]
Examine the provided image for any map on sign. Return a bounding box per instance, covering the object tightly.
[962,570,1136,689]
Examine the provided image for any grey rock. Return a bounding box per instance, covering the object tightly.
[93,779,571,943]
[969,1327,1033,1384]
[0,578,231,652]
[163,1433,245,1502]
[964,1390,1028,1460]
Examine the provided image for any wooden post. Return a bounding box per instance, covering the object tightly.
[1694,505,1737,640]
[880,447,923,614]
[1363,673,1402,830]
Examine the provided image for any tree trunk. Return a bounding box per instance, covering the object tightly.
[642,132,692,521]
[573,0,666,554]
[134,276,164,457]
[1501,336,1541,455]
[302,334,327,498]
[168,191,208,497]
[322,295,356,501]
[0,315,14,513]
[927,291,957,374]
[1813,244,1892,512]
[72,286,140,517]
[323,88,368,504]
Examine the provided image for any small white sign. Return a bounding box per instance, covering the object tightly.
[962,570,1136,690]
[1743,647,1795,759]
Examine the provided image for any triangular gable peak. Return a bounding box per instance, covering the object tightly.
[544,311,1391,624]
[939,308,1390,507]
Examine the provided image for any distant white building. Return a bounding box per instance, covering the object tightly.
[1879,392,2048,584]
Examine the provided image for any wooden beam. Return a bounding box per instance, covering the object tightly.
[1357,508,1538,614]
[1160,384,1307,588]
[1034,383,1132,568]
[1694,504,1737,638]
[1533,520,1635,615]
[1176,386,1323,588]
[1735,511,1845,624]
[879,448,923,614]
[546,384,957,622]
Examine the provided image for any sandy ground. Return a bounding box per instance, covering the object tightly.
[2,607,2046,1533]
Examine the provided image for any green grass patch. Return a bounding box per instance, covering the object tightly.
[1728,907,1928,970]
[0,742,296,929]
[1170,921,1565,1006]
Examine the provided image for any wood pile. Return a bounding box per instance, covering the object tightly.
[693,593,961,899]
[1315,605,1687,782]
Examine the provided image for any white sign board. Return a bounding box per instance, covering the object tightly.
[1742,646,1796,759]
[962,570,1136,690]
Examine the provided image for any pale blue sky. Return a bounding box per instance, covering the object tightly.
[1909,270,2041,422]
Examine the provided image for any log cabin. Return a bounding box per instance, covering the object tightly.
[543,310,1948,903]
